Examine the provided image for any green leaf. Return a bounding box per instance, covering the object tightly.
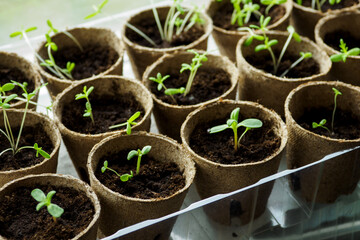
[255,44,267,52]
[238,118,263,128]
[348,48,360,57]
[86,86,94,96]
[2,83,15,92]
[128,111,141,123]
[300,52,312,58]
[230,107,240,121]
[47,190,56,201]
[141,145,152,155]
[75,93,85,100]
[208,124,229,133]
[268,39,278,47]
[83,112,91,117]
[332,87,342,96]
[38,149,51,159]
[31,188,46,202]
[0,103,10,109]
[4,94,18,104]
[263,16,271,28]
[244,36,254,46]
[47,203,64,218]
[25,26,37,33]
[330,53,344,62]
[126,123,131,135]
[319,119,327,125]
[120,172,133,182]
[36,202,47,211]
[9,31,22,38]
[165,87,185,95]
[127,150,138,160]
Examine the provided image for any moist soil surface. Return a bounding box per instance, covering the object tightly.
[61,93,144,134]
[298,0,358,12]
[0,185,95,240]
[189,116,281,164]
[324,30,360,50]
[297,107,360,139]
[150,67,232,105]
[45,45,119,80]
[246,51,320,78]
[212,1,286,31]
[95,150,185,199]
[0,125,54,171]
[126,17,205,48]
[0,66,35,102]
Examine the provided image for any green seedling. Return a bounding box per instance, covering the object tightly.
[0,81,50,159]
[312,119,331,134]
[149,73,177,103]
[31,189,64,222]
[109,111,141,135]
[296,0,341,11]
[101,160,134,182]
[84,0,109,19]
[75,86,95,124]
[208,107,263,151]
[280,51,312,77]
[330,39,360,63]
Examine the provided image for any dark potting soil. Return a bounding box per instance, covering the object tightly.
[212,1,286,31]
[297,107,360,139]
[189,117,281,164]
[61,93,144,134]
[246,51,320,78]
[0,66,35,101]
[95,150,185,199]
[125,17,205,48]
[45,45,119,80]
[0,125,54,171]
[298,0,358,12]
[0,185,95,240]
[150,67,232,105]
[324,30,360,51]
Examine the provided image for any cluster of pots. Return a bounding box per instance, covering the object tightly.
[0,0,360,239]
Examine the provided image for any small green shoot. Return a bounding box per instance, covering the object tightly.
[331,87,342,132]
[127,145,152,175]
[84,0,109,19]
[149,73,177,103]
[208,108,263,151]
[46,20,83,52]
[75,86,95,124]
[312,119,331,134]
[31,189,64,222]
[101,160,134,182]
[109,111,141,135]
[330,39,360,63]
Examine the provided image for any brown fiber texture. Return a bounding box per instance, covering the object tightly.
[0,110,60,188]
[35,27,124,99]
[285,81,360,203]
[0,174,100,240]
[143,51,239,142]
[53,76,153,182]
[88,132,195,240]
[0,52,41,109]
[181,100,287,225]
[291,0,360,40]
[206,0,292,62]
[122,6,213,80]
[236,30,331,117]
[315,10,360,86]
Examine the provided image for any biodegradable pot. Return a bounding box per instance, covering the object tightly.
[285,81,360,203]
[35,27,124,99]
[88,132,196,239]
[206,0,293,62]
[291,0,360,40]
[315,10,360,86]
[0,174,100,240]
[143,51,239,141]
[236,30,332,116]
[122,6,213,80]
[53,75,153,182]
[181,100,287,225]
[0,51,41,109]
[0,109,61,187]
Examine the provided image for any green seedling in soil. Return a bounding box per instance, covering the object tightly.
[208,107,263,151]
[330,39,360,63]
[0,81,50,160]
[296,0,341,12]
[126,0,204,47]
[312,119,331,134]
[109,111,141,135]
[75,86,95,124]
[149,72,177,103]
[31,188,64,222]
[101,145,152,182]
[84,0,109,19]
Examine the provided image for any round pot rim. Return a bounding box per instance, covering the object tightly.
[315,10,360,60]
[88,131,196,203]
[34,27,125,84]
[142,51,239,109]
[292,0,360,16]
[207,0,293,35]
[53,75,153,138]
[121,5,213,53]
[236,30,332,82]
[0,109,61,174]
[181,99,288,168]
[0,173,101,240]
[0,51,42,108]
[285,80,360,142]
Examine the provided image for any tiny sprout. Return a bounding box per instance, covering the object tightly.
[208,108,263,151]
[33,143,51,158]
[75,86,95,124]
[31,189,64,221]
[101,160,134,182]
[165,87,185,96]
[84,0,109,20]
[312,119,331,134]
[127,145,152,175]
[331,87,342,132]
[149,73,170,91]
[330,39,360,63]
[9,26,37,39]
[109,111,141,135]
